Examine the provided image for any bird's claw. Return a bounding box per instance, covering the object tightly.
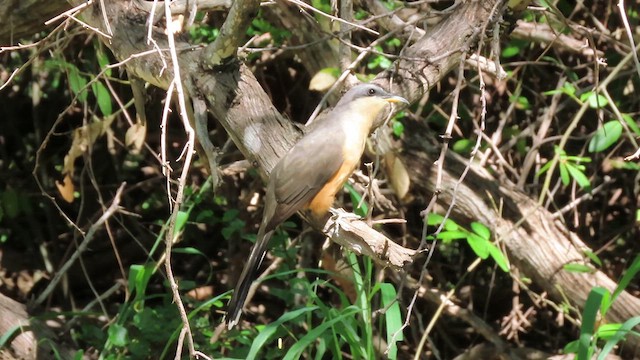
[328,208,361,223]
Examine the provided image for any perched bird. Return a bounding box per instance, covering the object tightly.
[226,83,409,329]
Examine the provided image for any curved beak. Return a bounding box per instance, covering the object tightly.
[383,95,410,105]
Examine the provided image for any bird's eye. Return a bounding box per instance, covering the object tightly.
[367,88,376,96]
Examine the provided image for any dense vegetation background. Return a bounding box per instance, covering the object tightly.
[0,0,639,359]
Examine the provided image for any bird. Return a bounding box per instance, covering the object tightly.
[225,83,409,329]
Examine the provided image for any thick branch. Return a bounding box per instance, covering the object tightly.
[202,0,260,67]
[0,0,70,44]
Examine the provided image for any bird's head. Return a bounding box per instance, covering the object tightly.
[336,84,409,129]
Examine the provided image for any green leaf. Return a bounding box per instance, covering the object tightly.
[386,37,401,48]
[563,339,579,354]
[427,213,460,235]
[0,324,23,349]
[378,56,392,69]
[487,243,510,272]
[509,93,530,110]
[580,91,608,108]
[345,183,368,217]
[108,324,128,347]
[245,306,319,360]
[174,210,189,235]
[172,247,205,256]
[380,283,403,359]
[559,162,570,185]
[426,213,444,225]
[610,255,640,309]
[565,163,591,190]
[583,250,602,267]
[578,287,607,360]
[96,48,112,77]
[544,81,576,97]
[283,307,361,360]
[562,82,576,96]
[470,222,490,240]
[391,119,405,137]
[91,81,112,116]
[563,263,594,273]
[502,45,521,58]
[595,323,623,341]
[222,209,239,222]
[588,121,623,153]
[621,114,640,136]
[222,218,244,240]
[436,230,467,242]
[453,139,473,154]
[128,263,156,301]
[443,219,459,231]
[597,317,640,360]
[536,158,554,177]
[466,233,489,259]
[67,65,88,102]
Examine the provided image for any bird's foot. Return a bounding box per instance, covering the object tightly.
[328,208,361,223]
[325,208,359,237]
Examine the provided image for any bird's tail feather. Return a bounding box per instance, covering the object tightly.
[225,226,274,329]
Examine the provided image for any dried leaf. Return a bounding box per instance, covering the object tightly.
[62,117,115,175]
[125,122,147,153]
[309,68,339,92]
[384,153,410,200]
[56,174,75,203]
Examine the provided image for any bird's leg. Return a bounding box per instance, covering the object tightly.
[328,207,361,222]
[325,208,361,237]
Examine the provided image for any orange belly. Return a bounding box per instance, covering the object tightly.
[306,160,357,217]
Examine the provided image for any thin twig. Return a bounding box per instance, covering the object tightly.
[163,1,198,357]
[617,0,640,80]
[287,0,378,35]
[33,183,126,308]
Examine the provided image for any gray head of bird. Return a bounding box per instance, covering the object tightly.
[336,84,409,129]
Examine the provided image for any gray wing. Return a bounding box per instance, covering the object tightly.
[263,124,345,230]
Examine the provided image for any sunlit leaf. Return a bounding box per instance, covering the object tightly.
[578,287,607,360]
[381,283,403,359]
[563,263,594,273]
[565,163,591,190]
[559,162,570,185]
[621,114,640,136]
[487,242,509,272]
[582,92,608,108]
[467,233,489,259]
[470,222,490,240]
[588,121,623,153]
[437,230,468,242]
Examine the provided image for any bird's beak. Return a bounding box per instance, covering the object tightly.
[383,95,410,105]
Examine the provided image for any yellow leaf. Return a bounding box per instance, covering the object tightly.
[309,69,339,92]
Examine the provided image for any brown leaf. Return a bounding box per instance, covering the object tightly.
[55,174,75,203]
[125,122,147,154]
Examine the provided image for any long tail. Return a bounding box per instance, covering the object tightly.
[225,225,274,329]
